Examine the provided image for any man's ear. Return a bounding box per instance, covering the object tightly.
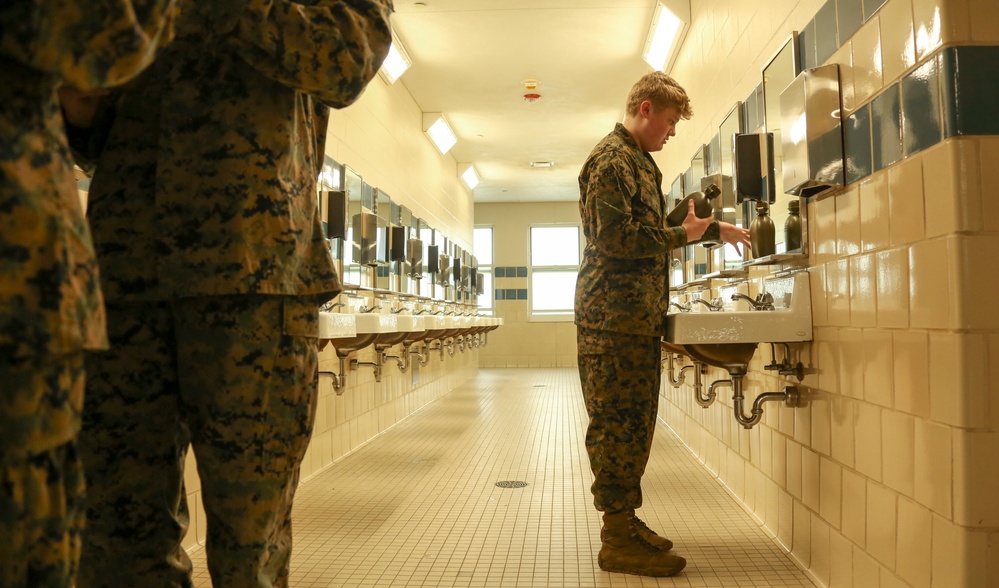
[638,99,651,118]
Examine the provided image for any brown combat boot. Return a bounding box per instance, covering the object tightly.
[600,510,674,551]
[598,511,686,577]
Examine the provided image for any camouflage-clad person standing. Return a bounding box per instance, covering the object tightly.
[0,2,176,586]
[65,1,393,586]
[575,71,749,578]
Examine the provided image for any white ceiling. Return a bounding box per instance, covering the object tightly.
[391,0,659,203]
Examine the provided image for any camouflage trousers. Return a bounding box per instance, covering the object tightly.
[577,327,662,513]
[78,295,319,588]
[0,355,86,588]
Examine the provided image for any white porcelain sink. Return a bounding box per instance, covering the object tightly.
[319,312,356,340]
[666,272,812,345]
[319,313,395,357]
[394,315,425,333]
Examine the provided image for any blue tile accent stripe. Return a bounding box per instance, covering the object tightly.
[836,44,999,187]
[871,83,902,172]
[845,103,873,183]
[901,55,942,157]
[940,46,999,137]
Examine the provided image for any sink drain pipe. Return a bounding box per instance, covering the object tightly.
[720,374,801,429]
[663,353,712,408]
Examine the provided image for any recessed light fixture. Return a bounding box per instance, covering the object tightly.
[379,30,412,84]
[530,161,555,168]
[643,1,687,72]
[459,164,479,189]
[423,113,457,155]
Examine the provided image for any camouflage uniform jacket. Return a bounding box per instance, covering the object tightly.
[0,0,176,360]
[575,123,718,337]
[80,0,393,303]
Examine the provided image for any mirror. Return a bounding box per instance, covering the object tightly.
[342,166,366,286]
[373,189,396,291]
[418,219,432,298]
[761,32,801,253]
[319,157,346,289]
[713,102,746,271]
[684,147,709,282]
[434,230,450,300]
[668,174,686,286]
[451,244,463,303]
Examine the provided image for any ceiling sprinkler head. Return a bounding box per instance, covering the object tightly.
[523,93,541,103]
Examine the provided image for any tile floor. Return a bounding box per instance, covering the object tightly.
[190,368,815,587]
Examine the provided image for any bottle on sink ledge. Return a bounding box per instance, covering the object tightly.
[750,201,776,258]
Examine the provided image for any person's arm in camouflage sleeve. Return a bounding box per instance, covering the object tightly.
[583,155,691,259]
[229,0,393,108]
[0,0,177,90]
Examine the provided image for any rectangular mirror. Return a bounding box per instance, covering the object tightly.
[668,174,686,286]
[762,32,801,252]
[341,166,365,286]
[684,146,708,281]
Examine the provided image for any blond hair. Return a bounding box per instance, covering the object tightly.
[625,71,693,119]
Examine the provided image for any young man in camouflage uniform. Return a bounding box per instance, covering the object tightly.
[0,2,176,586]
[64,2,392,586]
[575,71,750,577]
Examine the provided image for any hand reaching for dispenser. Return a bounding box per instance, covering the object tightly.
[719,222,752,256]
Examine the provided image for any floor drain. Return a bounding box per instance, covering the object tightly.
[495,480,529,489]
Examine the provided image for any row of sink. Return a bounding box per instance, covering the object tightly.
[318,312,502,357]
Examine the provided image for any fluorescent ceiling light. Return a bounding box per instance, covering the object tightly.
[423,113,457,155]
[459,164,479,189]
[379,32,412,84]
[643,1,684,72]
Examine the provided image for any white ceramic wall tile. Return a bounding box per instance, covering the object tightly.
[842,468,868,547]
[896,497,932,588]
[914,419,953,516]
[866,482,898,568]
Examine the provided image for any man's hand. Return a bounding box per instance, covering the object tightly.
[58,85,110,128]
[679,199,712,242]
[719,221,752,256]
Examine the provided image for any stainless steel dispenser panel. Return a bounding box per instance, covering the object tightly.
[351,212,379,267]
[389,225,407,261]
[407,238,423,278]
[438,253,451,285]
[734,133,776,203]
[427,244,439,273]
[325,190,347,239]
[780,64,845,198]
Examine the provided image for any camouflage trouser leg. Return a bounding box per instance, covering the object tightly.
[576,327,661,513]
[0,355,86,588]
[79,295,319,588]
[78,300,194,588]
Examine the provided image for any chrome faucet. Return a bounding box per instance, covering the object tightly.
[359,304,382,313]
[390,307,406,314]
[690,298,723,312]
[730,292,774,311]
[668,301,691,313]
[320,300,345,312]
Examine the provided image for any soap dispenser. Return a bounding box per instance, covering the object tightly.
[665,184,720,227]
[784,199,802,251]
[750,201,776,258]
